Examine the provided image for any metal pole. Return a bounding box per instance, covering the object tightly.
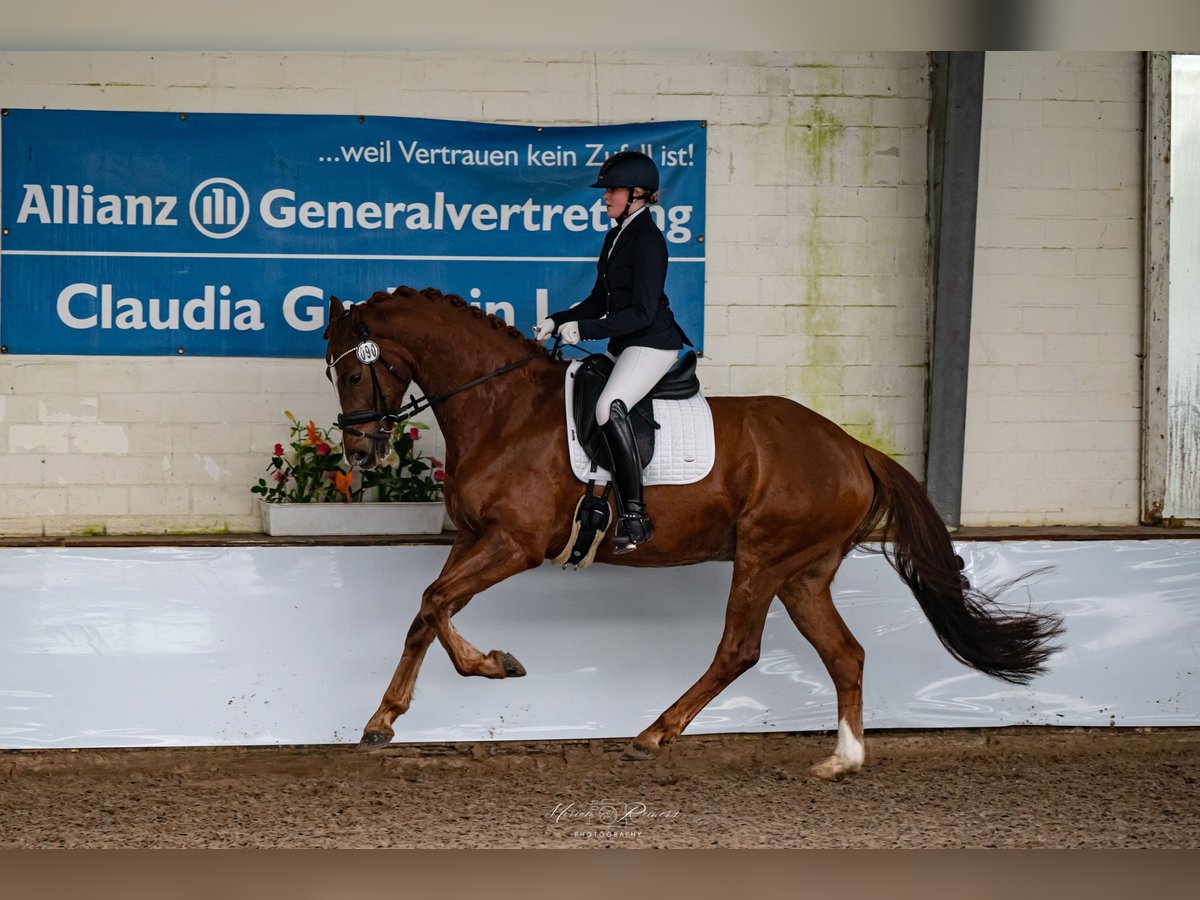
[925,51,986,529]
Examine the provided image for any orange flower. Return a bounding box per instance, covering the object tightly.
[333,470,354,504]
[306,420,319,446]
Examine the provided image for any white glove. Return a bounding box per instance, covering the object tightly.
[559,321,581,345]
[533,318,557,341]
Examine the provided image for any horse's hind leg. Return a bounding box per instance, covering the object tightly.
[777,566,866,781]
[623,556,777,761]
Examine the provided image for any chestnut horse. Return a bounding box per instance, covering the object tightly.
[324,287,1063,780]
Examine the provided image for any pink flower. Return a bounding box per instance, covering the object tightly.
[429,457,443,469]
[273,443,284,457]
[274,470,287,484]
[433,470,445,482]
[408,427,420,441]
[316,442,331,456]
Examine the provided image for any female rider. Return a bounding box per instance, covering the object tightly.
[534,150,691,553]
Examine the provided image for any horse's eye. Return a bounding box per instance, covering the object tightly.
[348,373,362,386]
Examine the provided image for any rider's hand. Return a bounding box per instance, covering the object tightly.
[559,321,581,345]
[533,318,557,342]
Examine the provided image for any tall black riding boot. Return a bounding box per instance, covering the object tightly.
[601,400,653,554]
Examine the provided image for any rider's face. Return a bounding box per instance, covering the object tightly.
[603,187,643,220]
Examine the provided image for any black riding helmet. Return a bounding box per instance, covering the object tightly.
[590,150,659,192]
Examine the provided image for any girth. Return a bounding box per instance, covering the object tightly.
[572,351,700,471]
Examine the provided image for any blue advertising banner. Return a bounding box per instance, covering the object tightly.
[0,109,705,357]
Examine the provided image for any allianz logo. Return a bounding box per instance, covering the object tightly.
[15,177,253,239]
[189,177,250,239]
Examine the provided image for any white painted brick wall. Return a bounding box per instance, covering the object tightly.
[962,51,1144,526]
[6,51,1146,533]
[0,50,933,535]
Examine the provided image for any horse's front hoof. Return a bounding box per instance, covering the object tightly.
[501,652,526,678]
[357,730,394,751]
[620,741,657,762]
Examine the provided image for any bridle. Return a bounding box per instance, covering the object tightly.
[326,319,553,447]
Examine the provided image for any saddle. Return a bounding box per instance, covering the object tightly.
[554,350,702,569]
[571,351,701,472]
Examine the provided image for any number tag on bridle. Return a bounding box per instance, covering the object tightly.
[355,341,381,364]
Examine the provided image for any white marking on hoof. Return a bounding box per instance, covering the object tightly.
[834,717,865,767]
[809,718,865,781]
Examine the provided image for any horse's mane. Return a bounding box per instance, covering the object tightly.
[341,285,549,356]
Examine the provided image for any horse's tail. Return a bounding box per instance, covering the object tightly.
[847,445,1064,684]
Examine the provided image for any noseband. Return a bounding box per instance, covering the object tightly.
[327,321,547,447]
[326,335,403,445]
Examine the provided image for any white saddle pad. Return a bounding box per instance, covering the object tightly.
[563,359,716,486]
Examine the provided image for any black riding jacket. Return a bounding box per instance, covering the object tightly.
[549,210,691,355]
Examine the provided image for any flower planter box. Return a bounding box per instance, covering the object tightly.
[259,499,445,537]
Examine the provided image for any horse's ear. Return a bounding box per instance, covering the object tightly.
[323,296,346,340]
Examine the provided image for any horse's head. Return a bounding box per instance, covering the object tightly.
[323,295,414,470]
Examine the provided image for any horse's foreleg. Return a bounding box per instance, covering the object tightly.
[358,613,436,749]
[778,572,865,781]
[623,557,776,761]
[357,530,540,749]
[359,534,481,748]
[418,529,541,680]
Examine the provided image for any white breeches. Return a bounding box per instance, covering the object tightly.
[595,346,681,426]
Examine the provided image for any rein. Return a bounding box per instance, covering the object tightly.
[327,325,557,445]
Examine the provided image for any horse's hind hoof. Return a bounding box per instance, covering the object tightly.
[357,730,393,751]
[808,756,860,782]
[621,741,656,762]
[501,652,526,678]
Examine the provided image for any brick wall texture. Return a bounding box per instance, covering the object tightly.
[0,51,1144,534]
[963,52,1143,525]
